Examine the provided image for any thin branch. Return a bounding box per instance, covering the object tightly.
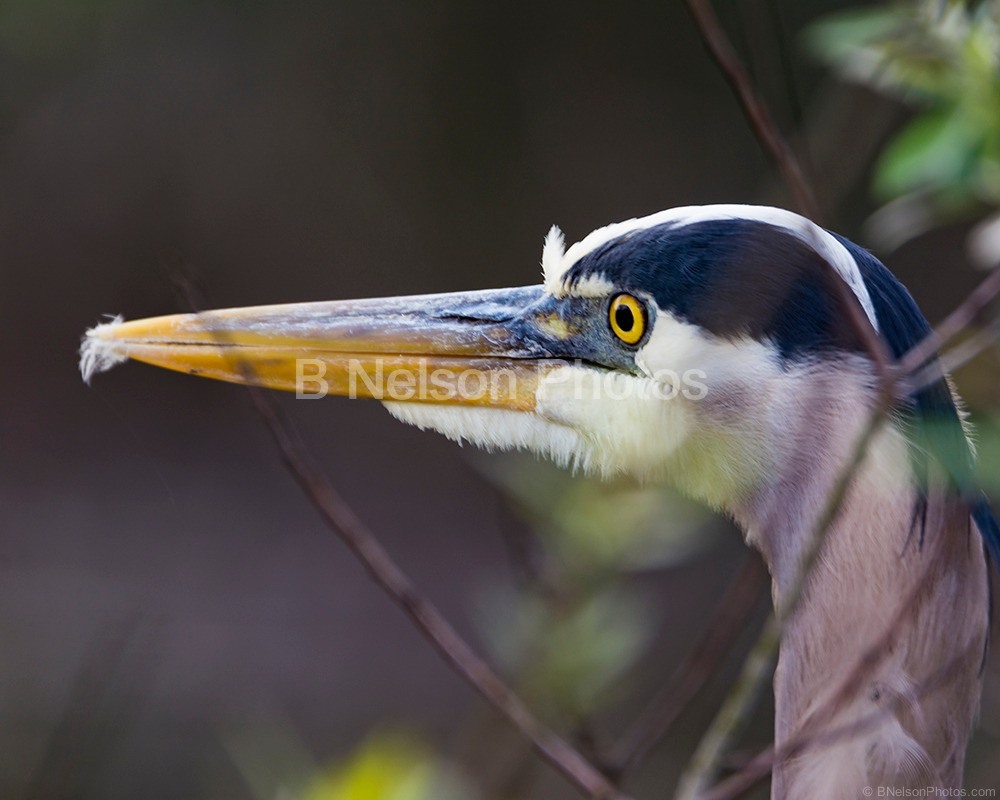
[671,5,911,792]
[691,383,984,800]
[897,264,1000,379]
[701,516,977,800]
[170,274,628,800]
[764,0,807,136]
[673,615,779,800]
[674,388,895,800]
[683,0,891,380]
[675,276,1000,797]
[672,4,1000,794]
[492,485,554,594]
[701,645,971,800]
[811,223,895,379]
[605,554,768,778]
[250,395,625,799]
[682,0,819,221]
[910,318,1000,392]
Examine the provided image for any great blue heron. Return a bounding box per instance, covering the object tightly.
[81,205,998,798]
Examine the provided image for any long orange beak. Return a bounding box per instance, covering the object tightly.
[80,287,569,411]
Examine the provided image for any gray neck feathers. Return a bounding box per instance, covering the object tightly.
[722,364,988,795]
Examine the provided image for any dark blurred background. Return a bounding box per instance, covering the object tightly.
[2,1,998,798]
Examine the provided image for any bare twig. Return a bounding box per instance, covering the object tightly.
[24,615,147,800]
[170,275,627,800]
[250,395,625,799]
[813,223,895,379]
[682,0,819,221]
[701,511,977,800]
[673,614,780,800]
[764,0,806,136]
[701,644,972,800]
[671,5,907,793]
[897,265,1000,379]
[671,3,1000,794]
[684,0,892,380]
[910,319,1000,392]
[605,554,768,778]
[689,375,985,799]
[675,390,895,800]
[676,282,999,797]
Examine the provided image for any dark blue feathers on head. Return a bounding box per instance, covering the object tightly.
[565,219,872,360]
[566,218,1000,568]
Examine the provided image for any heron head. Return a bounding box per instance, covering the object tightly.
[81,205,884,508]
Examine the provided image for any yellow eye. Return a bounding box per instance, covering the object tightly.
[609,294,646,345]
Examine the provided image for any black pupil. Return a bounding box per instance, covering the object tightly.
[615,302,635,333]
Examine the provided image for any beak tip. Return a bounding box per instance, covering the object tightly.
[79,315,128,384]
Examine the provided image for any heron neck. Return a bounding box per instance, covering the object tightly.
[737,415,914,597]
[731,405,987,794]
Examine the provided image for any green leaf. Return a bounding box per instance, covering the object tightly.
[874,109,981,199]
[303,734,474,800]
[805,7,904,66]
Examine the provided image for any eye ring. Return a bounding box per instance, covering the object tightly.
[609,294,646,345]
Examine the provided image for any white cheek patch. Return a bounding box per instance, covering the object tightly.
[383,363,697,480]
[535,365,693,478]
[628,313,789,502]
[636,312,783,399]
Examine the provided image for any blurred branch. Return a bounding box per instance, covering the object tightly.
[767,84,900,219]
[24,614,148,800]
[702,643,972,800]
[898,265,1000,379]
[911,318,1000,391]
[673,4,918,795]
[492,484,554,594]
[674,12,999,789]
[684,0,891,380]
[249,397,633,800]
[682,0,819,221]
[171,274,628,800]
[764,0,806,135]
[676,257,1000,797]
[675,388,895,799]
[701,498,982,800]
[604,554,767,779]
